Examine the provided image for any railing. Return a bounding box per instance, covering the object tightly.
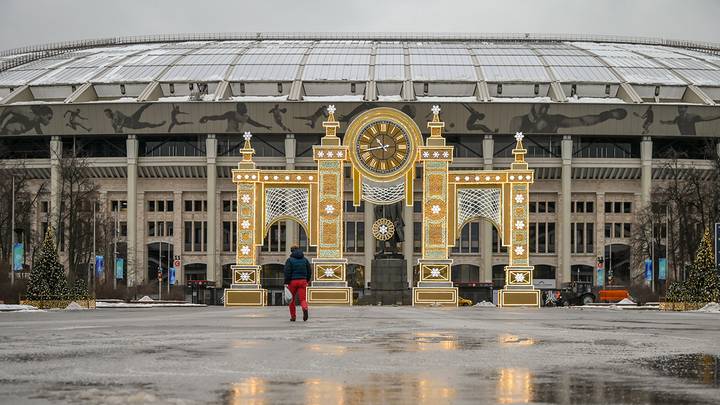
[2,32,719,73]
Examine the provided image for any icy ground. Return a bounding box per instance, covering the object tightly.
[0,306,719,404]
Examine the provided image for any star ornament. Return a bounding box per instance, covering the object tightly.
[378,224,388,234]
[514,132,524,142]
[429,268,442,278]
[241,220,250,229]
[514,246,525,256]
[431,105,441,115]
[431,205,441,215]
[327,105,336,114]
[324,268,336,278]
[243,131,252,141]
[241,194,251,204]
[240,245,251,255]
[324,204,335,214]
[515,220,525,230]
[513,272,526,283]
[514,194,525,204]
[239,272,251,281]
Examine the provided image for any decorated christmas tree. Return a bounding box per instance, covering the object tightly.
[27,226,69,300]
[666,229,720,303]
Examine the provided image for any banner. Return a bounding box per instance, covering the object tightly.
[95,255,105,278]
[12,242,23,272]
[659,258,667,280]
[115,258,124,279]
[169,267,176,285]
[644,258,653,282]
[596,268,605,287]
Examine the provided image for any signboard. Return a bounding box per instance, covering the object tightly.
[115,258,124,279]
[95,255,105,278]
[644,258,653,282]
[658,258,667,280]
[169,267,176,285]
[173,259,182,269]
[533,279,556,289]
[12,242,23,272]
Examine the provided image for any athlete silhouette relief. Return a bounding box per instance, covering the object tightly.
[510,104,627,134]
[0,105,53,135]
[660,105,720,136]
[294,105,328,129]
[199,102,271,132]
[269,104,291,132]
[104,104,166,134]
[462,103,498,133]
[64,108,91,132]
[633,106,654,135]
[168,104,191,132]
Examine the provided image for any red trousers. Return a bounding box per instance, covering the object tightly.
[287,279,308,319]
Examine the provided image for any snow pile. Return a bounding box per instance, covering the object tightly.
[617,298,636,305]
[0,304,40,312]
[694,302,720,313]
[138,296,154,302]
[474,301,496,307]
[96,301,206,308]
[65,302,85,311]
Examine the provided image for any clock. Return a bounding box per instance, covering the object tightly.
[344,107,421,181]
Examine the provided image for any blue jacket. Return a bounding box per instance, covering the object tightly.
[284,249,312,284]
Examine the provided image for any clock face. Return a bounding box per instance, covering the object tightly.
[355,120,411,175]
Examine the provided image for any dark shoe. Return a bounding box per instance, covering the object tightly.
[303,309,309,322]
[290,318,296,322]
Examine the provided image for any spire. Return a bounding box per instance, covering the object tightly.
[427,105,446,146]
[239,131,256,168]
[321,105,340,146]
[511,132,528,168]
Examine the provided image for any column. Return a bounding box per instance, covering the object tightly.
[49,136,62,233]
[403,203,413,288]
[481,134,494,283]
[206,134,217,283]
[284,134,298,250]
[126,135,138,287]
[173,191,183,284]
[364,202,375,288]
[640,136,652,208]
[560,135,572,284]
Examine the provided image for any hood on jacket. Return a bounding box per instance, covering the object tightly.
[290,248,304,259]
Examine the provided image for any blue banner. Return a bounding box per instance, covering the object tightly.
[596,268,605,287]
[659,258,667,280]
[115,258,124,279]
[13,242,23,272]
[644,258,653,282]
[95,255,104,277]
[169,267,176,285]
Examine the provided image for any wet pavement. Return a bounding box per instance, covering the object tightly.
[1,306,719,404]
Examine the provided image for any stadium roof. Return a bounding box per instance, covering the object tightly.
[1,33,720,104]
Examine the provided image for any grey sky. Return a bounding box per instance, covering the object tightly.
[1,0,718,51]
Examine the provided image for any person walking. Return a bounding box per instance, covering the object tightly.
[284,245,312,322]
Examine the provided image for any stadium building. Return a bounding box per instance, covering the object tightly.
[1,33,719,304]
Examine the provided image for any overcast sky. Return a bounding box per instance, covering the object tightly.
[0,0,718,50]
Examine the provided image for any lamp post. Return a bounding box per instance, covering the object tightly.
[10,175,15,287]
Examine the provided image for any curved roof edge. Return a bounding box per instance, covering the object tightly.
[3,31,720,58]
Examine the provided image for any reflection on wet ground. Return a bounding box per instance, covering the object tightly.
[640,353,719,387]
[366,331,485,352]
[225,363,720,405]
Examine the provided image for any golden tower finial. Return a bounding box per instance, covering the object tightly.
[427,105,446,146]
[511,132,528,168]
[238,131,256,168]
[321,105,341,146]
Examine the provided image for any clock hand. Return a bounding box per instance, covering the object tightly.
[362,145,385,152]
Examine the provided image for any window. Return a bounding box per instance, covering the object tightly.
[223,221,237,252]
[345,200,365,213]
[452,221,480,254]
[167,200,174,212]
[571,222,594,254]
[148,221,155,237]
[529,198,556,214]
[624,223,631,238]
[547,201,556,213]
[262,222,286,253]
[223,200,237,212]
[183,221,206,251]
[185,200,193,212]
[185,200,207,212]
[157,201,165,212]
[111,200,127,212]
[194,200,203,212]
[413,201,422,213]
[148,201,155,212]
[528,222,556,254]
[414,222,422,253]
[605,200,631,214]
[184,222,192,251]
[492,227,508,253]
[41,201,49,213]
[614,223,622,238]
[605,223,611,238]
[344,221,365,253]
[623,202,632,213]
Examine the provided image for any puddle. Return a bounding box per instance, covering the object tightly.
[640,354,719,387]
[367,331,484,353]
[498,334,537,346]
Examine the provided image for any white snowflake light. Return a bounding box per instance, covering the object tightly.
[431,105,441,115]
[324,268,336,278]
[240,245,251,256]
[326,151,334,158]
[336,151,343,157]
[515,220,525,230]
[514,246,525,256]
[513,272,526,283]
[432,151,440,158]
[239,272,251,281]
[241,220,250,229]
[442,151,449,158]
[429,268,442,278]
[325,204,335,214]
[514,194,525,204]
[431,205,441,214]
[243,132,252,141]
[514,132,524,142]
[241,194,251,204]
[378,224,388,235]
[422,151,430,158]
[327,105,336,114]
[318,151,325,158]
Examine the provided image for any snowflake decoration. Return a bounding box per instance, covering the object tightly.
[442,151,449,158]
[429,268,442,278]
[323,268,336,278]
[515,220,525,230]
[324,204,335,214]
[243,131,252,141]
[241,220,250,229]
[327,105,336,114]
[513,272,526,283]
[422,151,429,158]
[514,246,525,256]
[336,151,343,157]
[378,224,388,235]
[241,194,251,204]
[240,245,251,256]
[431,105,441,115]
[239,272,251,281]
[318,150,325,158]
[431,205,441,215]
[514,132,524,142]
[326,151,334,158]
[432,151,440,158]
[514,194,525,204]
